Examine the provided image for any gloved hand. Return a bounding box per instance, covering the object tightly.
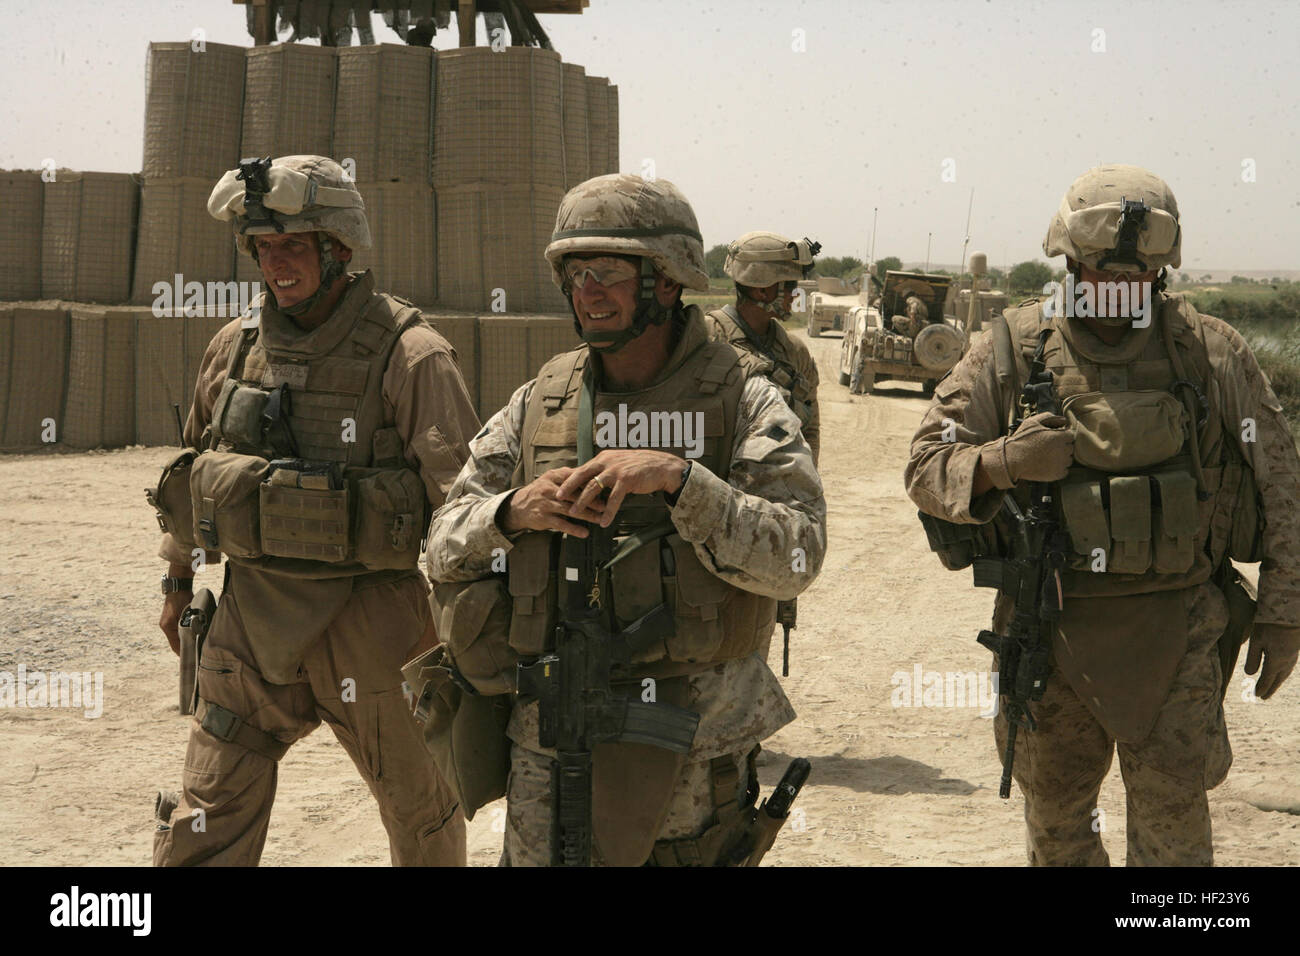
[1245,624,1300,699]
[979,412,1075,488]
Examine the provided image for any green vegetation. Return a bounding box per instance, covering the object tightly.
[1008,260,1054,296]
[1185,284,1300,436]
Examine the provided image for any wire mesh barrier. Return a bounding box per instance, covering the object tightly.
[131,178,236,305]
[334,44,434,183]
[40,172,139,303]
[0,173,44,300]
[143,42,247,181]
[241,43,338,160]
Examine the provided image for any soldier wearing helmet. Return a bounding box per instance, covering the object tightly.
[705,231,822,465]
[906,165,1300,865]
[149,155,480,866]
[425,174,826,866]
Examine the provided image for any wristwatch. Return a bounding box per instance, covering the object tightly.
[161,576,194,595]
[666,461,693,506]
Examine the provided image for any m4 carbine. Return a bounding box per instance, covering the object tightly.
[515,523,701,866]
[973,328,1067,798]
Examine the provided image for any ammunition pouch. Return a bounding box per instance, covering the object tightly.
[1056,468,1200,575]
[146,448,201,553]
[400,644,511,821]
[188,451,425,571]
[1061,390,1188,472]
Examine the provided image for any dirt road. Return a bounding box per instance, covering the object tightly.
[2,328,1296,865]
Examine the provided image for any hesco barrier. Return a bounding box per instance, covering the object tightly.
[40,171,139,304]
[131,178,236,305]
[561,64,590,189]
[348,182,437,304]
[606,82,619,173]
[241,43,337,160]
[436,182,567,314]
[433,47,565,190]
[143,42,246,181]
[585,75,610,176]
[65,307,137,449]
[0,173,44,300]
[334,44,434,183]
[134,307,238,447]
[0,304,69,449]
[476,314,576,418]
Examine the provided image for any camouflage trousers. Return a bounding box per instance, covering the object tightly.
[153,574,466,866]
[500,742,752,867]
[994,582,1232,866]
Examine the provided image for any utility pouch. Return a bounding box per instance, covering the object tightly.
[1062,390,1187,472]
[351,467,426,570]
[506,532,558,657]
[259,460,349,562]
[146,448,200,550]
[189,452,271,557]
[177,587,217,716]
[916,509,998,571]
[211,379,271,452]
[430,577,518,695]
[1108,475,1152,574]
[1059,480,1109,567]
[665,533,727,663]
[401,644,511,821]
[1152,471,1198,574]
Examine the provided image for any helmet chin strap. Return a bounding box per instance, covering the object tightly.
[262,232,347,318]
[572,257,674,353]
[736,282,790,319]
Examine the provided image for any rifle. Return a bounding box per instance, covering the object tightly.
[515,522,701,866]
[973,328,1067,798]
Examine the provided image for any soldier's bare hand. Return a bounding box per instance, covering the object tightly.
[159,592,190,656]
[1245,624,1300,699]
[501,467,590,537]
[557,449,686,528]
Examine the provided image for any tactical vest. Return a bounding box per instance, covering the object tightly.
[506,310,776,669]
[998,294,1238,599]
[707,306,816,428]
[190,272,429,579]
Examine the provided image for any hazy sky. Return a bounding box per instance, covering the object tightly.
[3,0,1297,272]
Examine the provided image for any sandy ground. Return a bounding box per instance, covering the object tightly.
[2,328,1297,866]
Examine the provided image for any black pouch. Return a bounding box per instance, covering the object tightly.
[917,510,999,571]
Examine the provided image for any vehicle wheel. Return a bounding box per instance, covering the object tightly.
[838,367,850,387]
[808,321,821,338]
[922,378,937,398]
[861,373,875,395]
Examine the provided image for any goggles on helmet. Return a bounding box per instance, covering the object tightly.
[563,256,642,291]
[208,160,363,230]
[1058,199,1179,270]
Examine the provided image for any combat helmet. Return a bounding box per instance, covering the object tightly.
[1043,164,1181,274]
[545,173,709,351]
[724,231,820,316]
[208,155,370,316]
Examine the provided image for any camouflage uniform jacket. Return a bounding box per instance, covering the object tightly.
[427,326,827,759]
[705,306,821,466]
[904,295,1300,629]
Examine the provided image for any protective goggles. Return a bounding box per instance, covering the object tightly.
[207,161,363,223]
[562,256,641,290]
[729,237,821,267]
[1057,200,1179,263]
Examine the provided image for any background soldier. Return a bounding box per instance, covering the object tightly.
[905,164,1300,865]
[151,155,479,866]
[426,174,826,866]
[705,231,821,464]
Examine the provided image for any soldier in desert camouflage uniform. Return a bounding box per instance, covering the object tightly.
[905,165,1300,865]
[705,231,822,465]
[426,174,826,866]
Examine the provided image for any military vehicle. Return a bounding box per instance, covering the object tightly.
[805,275,859,337]
[838,254,988,397]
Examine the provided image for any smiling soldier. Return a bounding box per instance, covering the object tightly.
[148,155,479,866]
[423,173,826,866]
